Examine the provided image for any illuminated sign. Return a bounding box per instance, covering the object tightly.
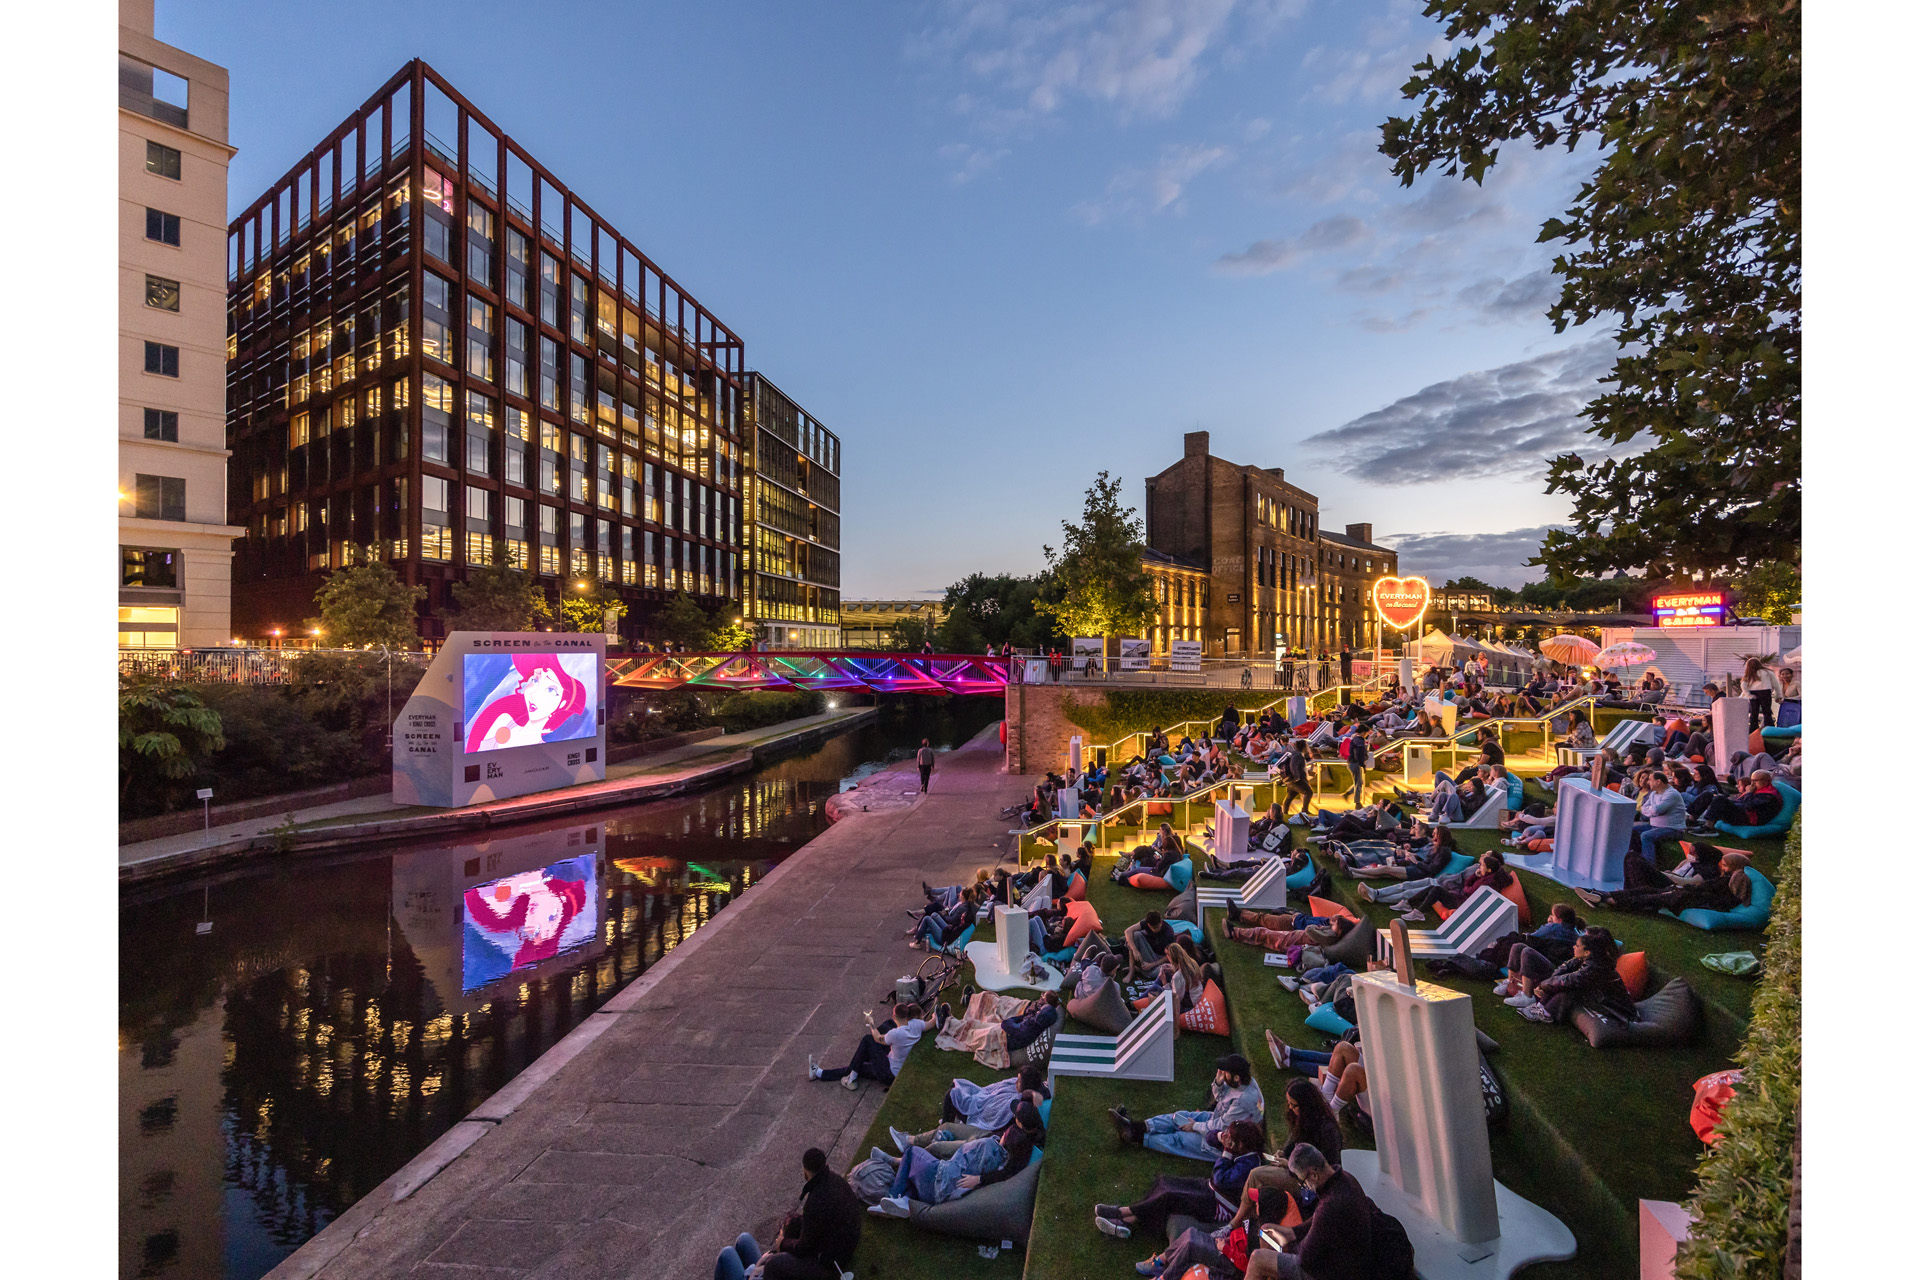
[1372,576,1432,631]
[1653,590,1727,629]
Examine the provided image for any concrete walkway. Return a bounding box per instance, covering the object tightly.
[267,723,1031,1280]
[120,708,877,884]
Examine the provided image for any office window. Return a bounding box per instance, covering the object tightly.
[145,208,181,246]
[505,318,529,398]
[465,486,494,565]
[145,275,181,312]
[465,391,495,476]
[143,342,179,377]
[121,548,179,588]
[421,476,452,561]
[421,372,454,463]
[538,503,560,574]
[467,295,495,382]
[503,405,529,486]
[467,202,495,284]
[142,408,178,442]
[145,141,181,179]
[422,271,454,365]
[506,229,530,309]
[504,495,528,570]
[540,253,560,327]
[133,474,186,522]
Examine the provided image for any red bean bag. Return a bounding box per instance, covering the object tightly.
[1308,895,1358,924]
[1691,1069,1742,1144]
[1523,837,1553,854]
[1062,899,1101,946]
[1434,877,1533,930]
[1128,872,1172,891]
[1178,980,1230,1035]
[1065,871,1088,902]
[1617,950,1650,1000]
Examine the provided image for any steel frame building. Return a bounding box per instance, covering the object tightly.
[224,60,750,643]
[740,373,841,649]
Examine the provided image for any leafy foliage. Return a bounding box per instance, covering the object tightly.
[1039,471,1156,643]
[1056,689,1276,746]
[886,614,936,652]
[1730,561,1800,624]
[652,592,716,649]
[936,573,1067,653]
[1383,1,1800,579]
[119,679,225,811]
[712,689,826,733]
[559,577,628,635]
[707,615,756,653]
[444,555,552,633]
[306,548,425,648]
[1676,816,1799,1279]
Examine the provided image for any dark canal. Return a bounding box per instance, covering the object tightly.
[119,699,1001,1280]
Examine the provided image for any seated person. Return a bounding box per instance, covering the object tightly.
[1391,773,1464,824]
[870,1099,1047,1216]
[1222,907,1352,953]
[935,989,1063,1062]
[1356,850,1514,919]
[1305,800,1403,842]
[1627,771,1688,859]
[1345,823,1456,880]
[1245,1144,1382,1280]
[809,1002,930,1092]
[1487,903,1584,994]
[1264,1032,1370,1132]
[920,868,991,913]
[1110,1053,1266,1161]
[1093,1120,1266,1242]
[905,885,980,951]
[1136,939,1207,1017]
[1576,851,1753,917]
[1065,949,1122,1002]
[714,1148,861,1280]
[1503,926,1635,1025]
[1691,770,1784,832]
[1115,824,1185,880]
[1122,910,1181,979]
[890,1065,1052,1150]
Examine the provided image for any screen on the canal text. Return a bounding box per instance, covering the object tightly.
[460,854,601,992]
[460,652,600,754]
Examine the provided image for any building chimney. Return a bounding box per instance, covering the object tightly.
[1346,522,1373,545]
[1184,431,1210,459]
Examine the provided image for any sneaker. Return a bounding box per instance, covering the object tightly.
[873,1195,911,1218]
[1225,901,1243,924]
[1095,1209,1132,1239]
[1518,1002,1555,1023]
[934,1002,952,1029]
[808,1054,821,1080]
[842,1072,860,1092]
[1277,976,1301,992]
[1355,884,1376,903]
[1108,1106,1141,1145]
[1265,1029,1288,1070]
[1135,1259,1165,1276]
[1492,980,1512,998]
[1504,992,1538,1008]
[962,983,977,1003]
[890,1126,915,1155]
[1574,888,1605,908]
[1397,908,1426,922]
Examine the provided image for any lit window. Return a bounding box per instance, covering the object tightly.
[145,275,181,312]
[145,208,181,246]
[466,296,495,382]
[118,605,181,649]
[143,342,179,377]
[145,141,181,180]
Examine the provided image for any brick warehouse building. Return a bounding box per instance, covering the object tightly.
[1143,431,1397,657]
[222,61,833,646]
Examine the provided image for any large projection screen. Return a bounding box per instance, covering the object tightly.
[393,632,608,807]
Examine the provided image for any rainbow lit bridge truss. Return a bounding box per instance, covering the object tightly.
[605,651,1011,696]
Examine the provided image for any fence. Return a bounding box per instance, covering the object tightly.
[118,647,433,686]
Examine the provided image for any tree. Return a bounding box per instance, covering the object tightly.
[119,678,225,808]
[707,613,756,652]
[559,577,628,636]
[1382,1,1799,579]
[936,572,1067,653]
[444,553,553,633]
[653,591,716,650]
[307,547,425,649]
[888,614,935,652]
[1038,471,1156,647]
[1731,560,1799,624]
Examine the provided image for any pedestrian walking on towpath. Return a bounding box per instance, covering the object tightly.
[917,739,937,793]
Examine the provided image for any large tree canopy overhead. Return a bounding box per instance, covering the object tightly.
[1382,0,1800,579]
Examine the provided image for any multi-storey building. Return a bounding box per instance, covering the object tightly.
[119,0,243,649]
[1144,431,1322,658]
[1317,523,1399,651]
[223,61,748,644]
[741,374,841,648]
[839,600,945,650]
[1141,548,1209,654]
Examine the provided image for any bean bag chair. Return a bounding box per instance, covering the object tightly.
[1442,851,1477,877]
[1167,918,1204,946]
[1571,977,1699,1049]
[1616,951,1650,1000]
[1007,1022,1057,1070]
[1128,857,1194,893]
[1165,878,1200,924]
[1690,1070,1742,1144]
[1523,837,1553,853]
[1434,877,1533,930]
[1066,978,1134,1035]
[1065,871,1088,902]
[933,923,977,958]
[1178,980,1230,1035]
[1670,867,1776,931]
[1713,782,1799,840]
[1308,894,1358,924]
[1304,1003,1355,1037]
[905,1148,1045,1245]
[1285,859,1319,893]
[1146,801,1174,817]
[1062,899,1102,947]
[1304,911,1377,973]
[1760,724,1801,743]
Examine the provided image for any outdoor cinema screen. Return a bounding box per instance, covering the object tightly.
[460,854,601,992]
[461,652,600,754]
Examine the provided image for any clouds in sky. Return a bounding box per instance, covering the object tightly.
[1301,336,1622,484]
[1214,214,1371,273]
[1076,141,1233,221]
[1378,526,1564,590]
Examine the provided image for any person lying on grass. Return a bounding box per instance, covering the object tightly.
[808,1002,930,1093]
[1094,1119,1267,1242]
[887,1065,1052,1153]
[1302,800,1405,843]
[1115,824,1187,882]
[919,867,991,914]
[1501,926,1636,1025]
[1221,905,1353,953]
[1110,1052,1266,1160]
[1355,850,1514,922]
[868,1098,1047,1217]
[1265,1030,1371,1135]
[1577,851,1753,917]
[1201,845,1313,885]
[904,883,982,951]
[1338,824,1456,879]
[1477,901,1583,984]
[934,989,1061,1068]
[1389,772,1465,824]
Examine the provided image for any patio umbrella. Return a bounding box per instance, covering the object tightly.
[1780,645,1802,666]
[1540,634,1600,665]
[1595,640,1659,669]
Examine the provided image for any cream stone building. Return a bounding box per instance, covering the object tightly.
[119,0,242,648]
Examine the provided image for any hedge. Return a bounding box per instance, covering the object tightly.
[713,688,825,733]
[1057,688,1290,744]
[1676,814,1800,1279]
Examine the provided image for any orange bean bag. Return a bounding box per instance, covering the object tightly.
[1308,894,1358,924]
[1690,755,1705,764]
[1062,899,1101,946]
[1065,871,1088,901]
[1691,1069,1742,1144]
[1524,837,1553,854]
[1618,950,1650,1000]
[1146,801,1174,817]
[1128,873,1173,891]
[1179,979,1230,1034]
[1434,876,1533,930]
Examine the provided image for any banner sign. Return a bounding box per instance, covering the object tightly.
[1119,638,1150,671]
[1170,640,1203,672]
[1072,637,1104,671]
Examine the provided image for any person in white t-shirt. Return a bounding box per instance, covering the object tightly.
[1743,657,1785,729]
[809,1003,929,1092]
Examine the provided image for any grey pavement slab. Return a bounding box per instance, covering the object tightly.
[267,723,1030,1280]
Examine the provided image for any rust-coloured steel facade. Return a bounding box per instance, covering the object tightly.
[224,60,751,643]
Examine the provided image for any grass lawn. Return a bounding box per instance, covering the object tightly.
[846,758,1781,1279]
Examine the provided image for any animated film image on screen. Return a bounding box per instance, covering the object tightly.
[461,652,599,754]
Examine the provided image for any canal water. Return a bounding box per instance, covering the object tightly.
[119,699,1001,1280]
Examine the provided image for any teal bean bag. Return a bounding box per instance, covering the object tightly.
[1305,1003,1354,1037]
[1670,868,1776,932]
[936,923,977,957]
[1443,851,1477,877]
[1714,782,1800,840]
[1286,860,1317,892]
[1041,945,1076,967]
[1166,857,1195,893]
[1759,724,1801,742]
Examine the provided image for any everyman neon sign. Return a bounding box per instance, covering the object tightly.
[1653,590,1727,629]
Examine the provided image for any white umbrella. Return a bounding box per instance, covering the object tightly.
[1541,634,1600,665]
[1596,640,1659,669]
[1780,645,1802,666]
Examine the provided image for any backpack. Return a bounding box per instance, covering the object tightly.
[1258,825,1294,855]
[849,1154,896,1206]
[1370,1202,1416,1280]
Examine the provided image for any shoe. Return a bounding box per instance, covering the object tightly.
[1504,992,1538,1008]
[873,1195,911,1218]
[1492,980,1512,997]
[1109,1106,1139,1145]
[1277,976,1300,992]
[1518,1002,1555,1023]
[922,881,934,898]
[934,1002,952,1029]
[1265,1029,1288,1070]
[1398,908,1426,922]
[1225,901,1243,924]
[843,1072,860,1092]
[1095,1208,1132,1239]
[1356,884,1376,903]
[962,983,977,1003]
[808,1053,821,1080]
[1574,888,1604,908]
[890,1126,915,1155]
[1135,1258,1165,1276]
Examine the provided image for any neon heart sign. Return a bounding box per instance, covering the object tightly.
[1371,576,1432,631]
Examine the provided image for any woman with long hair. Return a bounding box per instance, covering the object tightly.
[1743,656,1782,730]
[464,654,590,753]
[1508,926,1636,1025]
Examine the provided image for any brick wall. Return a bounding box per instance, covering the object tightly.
[1004,682,1109,775]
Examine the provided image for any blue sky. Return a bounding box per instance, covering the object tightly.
[162,0,1614,594]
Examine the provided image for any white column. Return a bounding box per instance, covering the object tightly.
[1551,778,1637,888]
[1711,696,1750,775]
